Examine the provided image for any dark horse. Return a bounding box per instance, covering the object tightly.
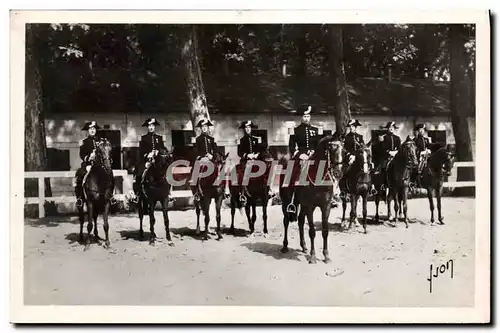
[77,138,114,250]
[339,145,375,233]
[190,151,230,240]
[280,136,344,264]
[419,147,455,224]
[136,148,174,245]
[229,148,275,236]
[386,138,418,227]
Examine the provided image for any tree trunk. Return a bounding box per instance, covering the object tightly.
[25,25,52,203]
[328,25,351,136]
[449,24,474,196]
[180,25,210,135]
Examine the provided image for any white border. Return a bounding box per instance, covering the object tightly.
[10,9,491,323]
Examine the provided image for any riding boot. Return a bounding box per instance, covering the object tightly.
[75,184,84,208]
[194,181,203,202]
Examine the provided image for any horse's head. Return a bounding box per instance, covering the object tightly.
[400,138,418,168]
[94,138,113,170]
[432,147,455,177]
[258,147,275,163]
[150,148,173,173]
[355,146,372,174]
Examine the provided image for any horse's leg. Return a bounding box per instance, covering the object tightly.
[251,202,257,234]
[393,189,400,224]
[161,197,172,243]
[307,207,317,264]
[362,193,368,234]
[374,191,380,223]
[262,196,269,236]
[427,186,435,224]
[298,208,307,253]
[281,215,289,253]
[230,196,236,235]
[215,195,223,240]
[437,184,445,225]
[78,205,85,243]
[93,207,99,242]
[195,202,201,235]
[139,196,146,240]
[321,203,332,263]
[103,200,111,248]
[348,194,357,230]
[203,198,210,241]
[387,189,393,222]
[244,200,252,234]
[402,188,409,228]
[148,199,156,245]
[341,196,347,230]
[84,202,93,251]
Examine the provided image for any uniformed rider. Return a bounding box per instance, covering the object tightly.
[75,120,101,207]
[343,119,365,175]
[380,121,402,185]
[237,120,275,198]
[193,118,220,200]
[413,123,432,187]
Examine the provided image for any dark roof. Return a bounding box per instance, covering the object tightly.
[49,72,456,116]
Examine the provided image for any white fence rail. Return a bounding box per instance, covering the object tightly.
[24,161,475,218]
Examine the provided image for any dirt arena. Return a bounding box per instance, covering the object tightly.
[24,197,475,307]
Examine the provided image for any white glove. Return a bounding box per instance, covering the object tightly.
[85,165,91,172]
[89,151,96,160]
[426,149,431,154]
[145,161,152,168]
[348,155,355,165]
[147,152,154,158]
[299,153,309,160]
[206,153,213,160]
[389,151,397,157]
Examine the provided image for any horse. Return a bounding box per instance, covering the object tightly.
[229,148,275,236]
[386,138,418,227]
[77,138,115,251]
[280,136,344,264]
[135,148,174,245]
[339,145,375,233]
[190,151,230,240]
[419,147,455,224]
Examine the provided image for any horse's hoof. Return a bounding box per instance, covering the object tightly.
[149,239,155,246]
[217,235,223,241]
[438,220,445,225]
[301,247,308,254]
[309,257,318,264]
[324,257,332,264]
[263,233,269,239]
[405,224,409,229]
[195,229,201,236]
[84,244,90,251]
[167,241,175,247]
[103,242,110,249]
[281,247,289,253]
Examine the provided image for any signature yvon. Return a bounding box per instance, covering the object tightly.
[427,259,454,293]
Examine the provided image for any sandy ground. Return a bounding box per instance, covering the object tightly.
[24,197,475,307]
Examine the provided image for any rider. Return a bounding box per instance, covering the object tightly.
[74,120,101,207]
[132,117,166,197]
[193,118,219,200]
[413,123,432,187]
[343,119,365,176]
[381,121,402,186]
[288,105,339,208]
[237,120,275,198]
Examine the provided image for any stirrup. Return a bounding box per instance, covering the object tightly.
[286,203,296,214]
[76,198,84,208]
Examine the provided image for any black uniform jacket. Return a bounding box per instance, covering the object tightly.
[288,123,320,156]
[237,134,263,159]
[195,133,218,158]
[79,136,100,162]
[139,133,166,161]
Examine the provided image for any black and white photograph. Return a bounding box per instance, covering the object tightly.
[10,10,490,323]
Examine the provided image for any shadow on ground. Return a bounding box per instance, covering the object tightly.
[25,217,81,228]
[241,242,303,261]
